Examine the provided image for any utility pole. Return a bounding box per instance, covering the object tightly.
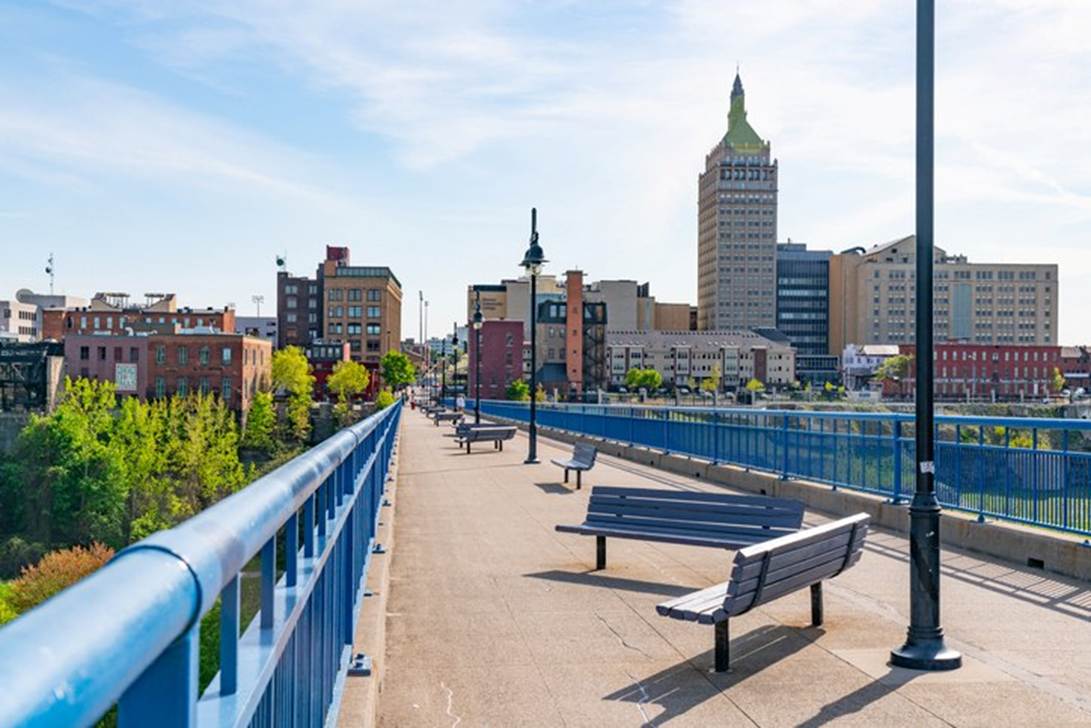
[45,254,55,295]
[251,294,264,317]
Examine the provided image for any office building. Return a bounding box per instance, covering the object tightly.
[41,292,235,341]
[277,246,403,388]
[0,298,38,342]
[697,71,778,331]
[775,242,838,384]
[829,236,1058,352]
[606,329,795,391]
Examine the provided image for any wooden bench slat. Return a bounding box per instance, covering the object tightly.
[555,523,771,549]
[728,530,863,583]
[583,515,799,542]
[586,501,805,529]
[732,515,868,564]
[590,486,802,510]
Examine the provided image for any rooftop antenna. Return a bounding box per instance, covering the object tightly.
[45,253,54,295]
[276,253,287,272]
[252,294,265,317]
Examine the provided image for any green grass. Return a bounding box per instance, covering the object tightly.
[0,581,16,625]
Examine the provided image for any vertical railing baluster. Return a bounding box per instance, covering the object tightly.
[118,626,199,728]
[220,575,240,695]
[286,512,299,588]
[1062,429,1069,531]
[1032,428,1040,524]
[893,419,903,504]
[781,414,789,479]
[261,534,276,629]
[305,492,316,559]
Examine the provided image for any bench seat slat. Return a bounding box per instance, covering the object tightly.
[582,516,799,543]
[554,523,771,549]
[590,486,802,510]
[586,500,804,529]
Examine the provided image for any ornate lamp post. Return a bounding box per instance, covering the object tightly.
[473,294,483,424]
[890,0,961,672]
[451,323,459,402]
[520,207,546,464]
[440,334,447,404]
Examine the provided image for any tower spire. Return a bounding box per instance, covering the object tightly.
[731,67,744,104]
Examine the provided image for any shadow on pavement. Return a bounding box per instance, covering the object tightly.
[534,482,575,495]
[525,569,694,598]
[604,624,817,724]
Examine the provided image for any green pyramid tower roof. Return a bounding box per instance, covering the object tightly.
[724,71,765,153]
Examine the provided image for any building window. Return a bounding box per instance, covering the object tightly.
[178,346,188,365]
[130,347,140,363]
[367,289,381,302]
[366,340,381,352]
[367,306,381,318]
[79,345,89,361]
[155,377,166,398]
[156,345,166,364]
[222,347,232,365]
[222,378,232,403]
[97,346,106,361]
[199,347,210,365]
[287,313,297,323]
[366,324,381,336]
[177,377,188,396]
[347,306,362,318]
[199,377,210,395]
[286,296,298,309]
[328,289,344,302]
[348,289,362,302]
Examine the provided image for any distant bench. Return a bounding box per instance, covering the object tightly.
[555,486,804,569]
[434,411,462,425]
[456,425,517,453]
[550,443,597,489]
[657,513,869,672]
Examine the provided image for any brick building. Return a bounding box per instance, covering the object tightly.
[277,246,402,390]
[898,343,1065,401]
[467,320,526,400]
[62,330,270,414]
[305,339,351,399]
[43,292,235,341]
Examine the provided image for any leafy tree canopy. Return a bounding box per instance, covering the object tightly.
[380,350,417,390]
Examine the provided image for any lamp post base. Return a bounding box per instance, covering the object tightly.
[523,458,540,465]
[890,638,962,671]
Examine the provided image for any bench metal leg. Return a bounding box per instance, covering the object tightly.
[714,620,730,672]
[576,470,582,490]
[467,442,471,454]
[810,582,823,626]
[563,469,569,483]
[499,440,503,451]
[596,536,606,570]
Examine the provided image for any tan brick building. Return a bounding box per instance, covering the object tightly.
[147,332,271,414]
[828,236,1058,353]
[697,72,778,331]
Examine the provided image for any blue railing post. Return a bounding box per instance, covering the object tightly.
[286,511,299,588]
[219,575,240,695]
[713,410,720,465]
[977,426,986,523]
[118,626,198,728]
[1032,427,1040,524]
[892,419,903,504]
[780,414,790,480]
[1062,429,1069,531]
[260,534,276,629]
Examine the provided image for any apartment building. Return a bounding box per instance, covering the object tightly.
[697,71,778,331]
[899,343,1066,401]
[606,329,795,391]
[829,236,1058,352]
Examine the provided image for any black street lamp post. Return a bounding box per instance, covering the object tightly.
[440,335,447,404]
[451,323,459,402]
[890,0,961,672]
[473,294,483,424]
[520,207,546,464]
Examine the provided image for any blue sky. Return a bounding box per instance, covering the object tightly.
[2,1,1090,344]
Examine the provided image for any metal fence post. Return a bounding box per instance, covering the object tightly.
[118,626,199,728]
[892,419,903,504]
[780,414,790,480]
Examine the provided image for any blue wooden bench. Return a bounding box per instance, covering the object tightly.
[657,513,869,671]
[456,425,517,453]
[434,411,462,425]
[555,486,805,569]
[550,443,597,489]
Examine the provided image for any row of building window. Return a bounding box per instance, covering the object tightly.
[327,289,382,302]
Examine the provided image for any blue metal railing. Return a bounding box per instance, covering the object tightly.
[470,399,1091,537]
[0,401,401,728]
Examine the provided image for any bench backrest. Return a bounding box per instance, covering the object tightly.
[572,443,597,467]
[466,426,516,441]
[583,486,804,544]
[723,513,869,617]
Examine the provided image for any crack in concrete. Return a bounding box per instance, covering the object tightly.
[439,681,462,728]
[596,612,655,661]
[622,669,655,727]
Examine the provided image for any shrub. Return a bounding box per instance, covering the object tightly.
[0,536,47,580]
[375,388,396,411]
[8,542,115,614]
[0,582,17,625]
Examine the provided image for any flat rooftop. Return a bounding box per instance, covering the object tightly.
[373,412,1091,726]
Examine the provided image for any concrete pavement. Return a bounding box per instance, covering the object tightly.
[375,410,1091,727]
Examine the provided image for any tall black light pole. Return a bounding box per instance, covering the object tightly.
[473,294,483,424]
[451,323,459,401]
[520,207,546,464]
[891,0,961,672]
[440,334,447,404]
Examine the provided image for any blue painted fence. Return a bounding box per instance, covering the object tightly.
[0,401,401,728]
[472,400,1091,537]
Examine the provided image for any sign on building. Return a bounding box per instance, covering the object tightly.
[115,362,137,392]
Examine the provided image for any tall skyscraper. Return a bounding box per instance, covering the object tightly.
[697,71,778,331]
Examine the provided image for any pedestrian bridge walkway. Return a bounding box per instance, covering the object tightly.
[377,409,1091,726]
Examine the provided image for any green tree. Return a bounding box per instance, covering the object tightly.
[506,379,530,401]
[241,391,276,453]
[700,365,721,393]
[875,354,913,384]
[1051,367,1066,393]
[272,346,314,442]
[327,360,371,404]
[625,368,662,391]
[745,378,765,393]
[535,383,547,402]
[380,350,417,391]
[375,388,396,411]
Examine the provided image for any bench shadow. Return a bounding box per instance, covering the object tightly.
[603,624,818,724]
[794,667,920,728]
[524,569,694,598]
[534,482,574,495]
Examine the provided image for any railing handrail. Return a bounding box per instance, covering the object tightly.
[0,402,401,728]
[472,398,1091,431]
